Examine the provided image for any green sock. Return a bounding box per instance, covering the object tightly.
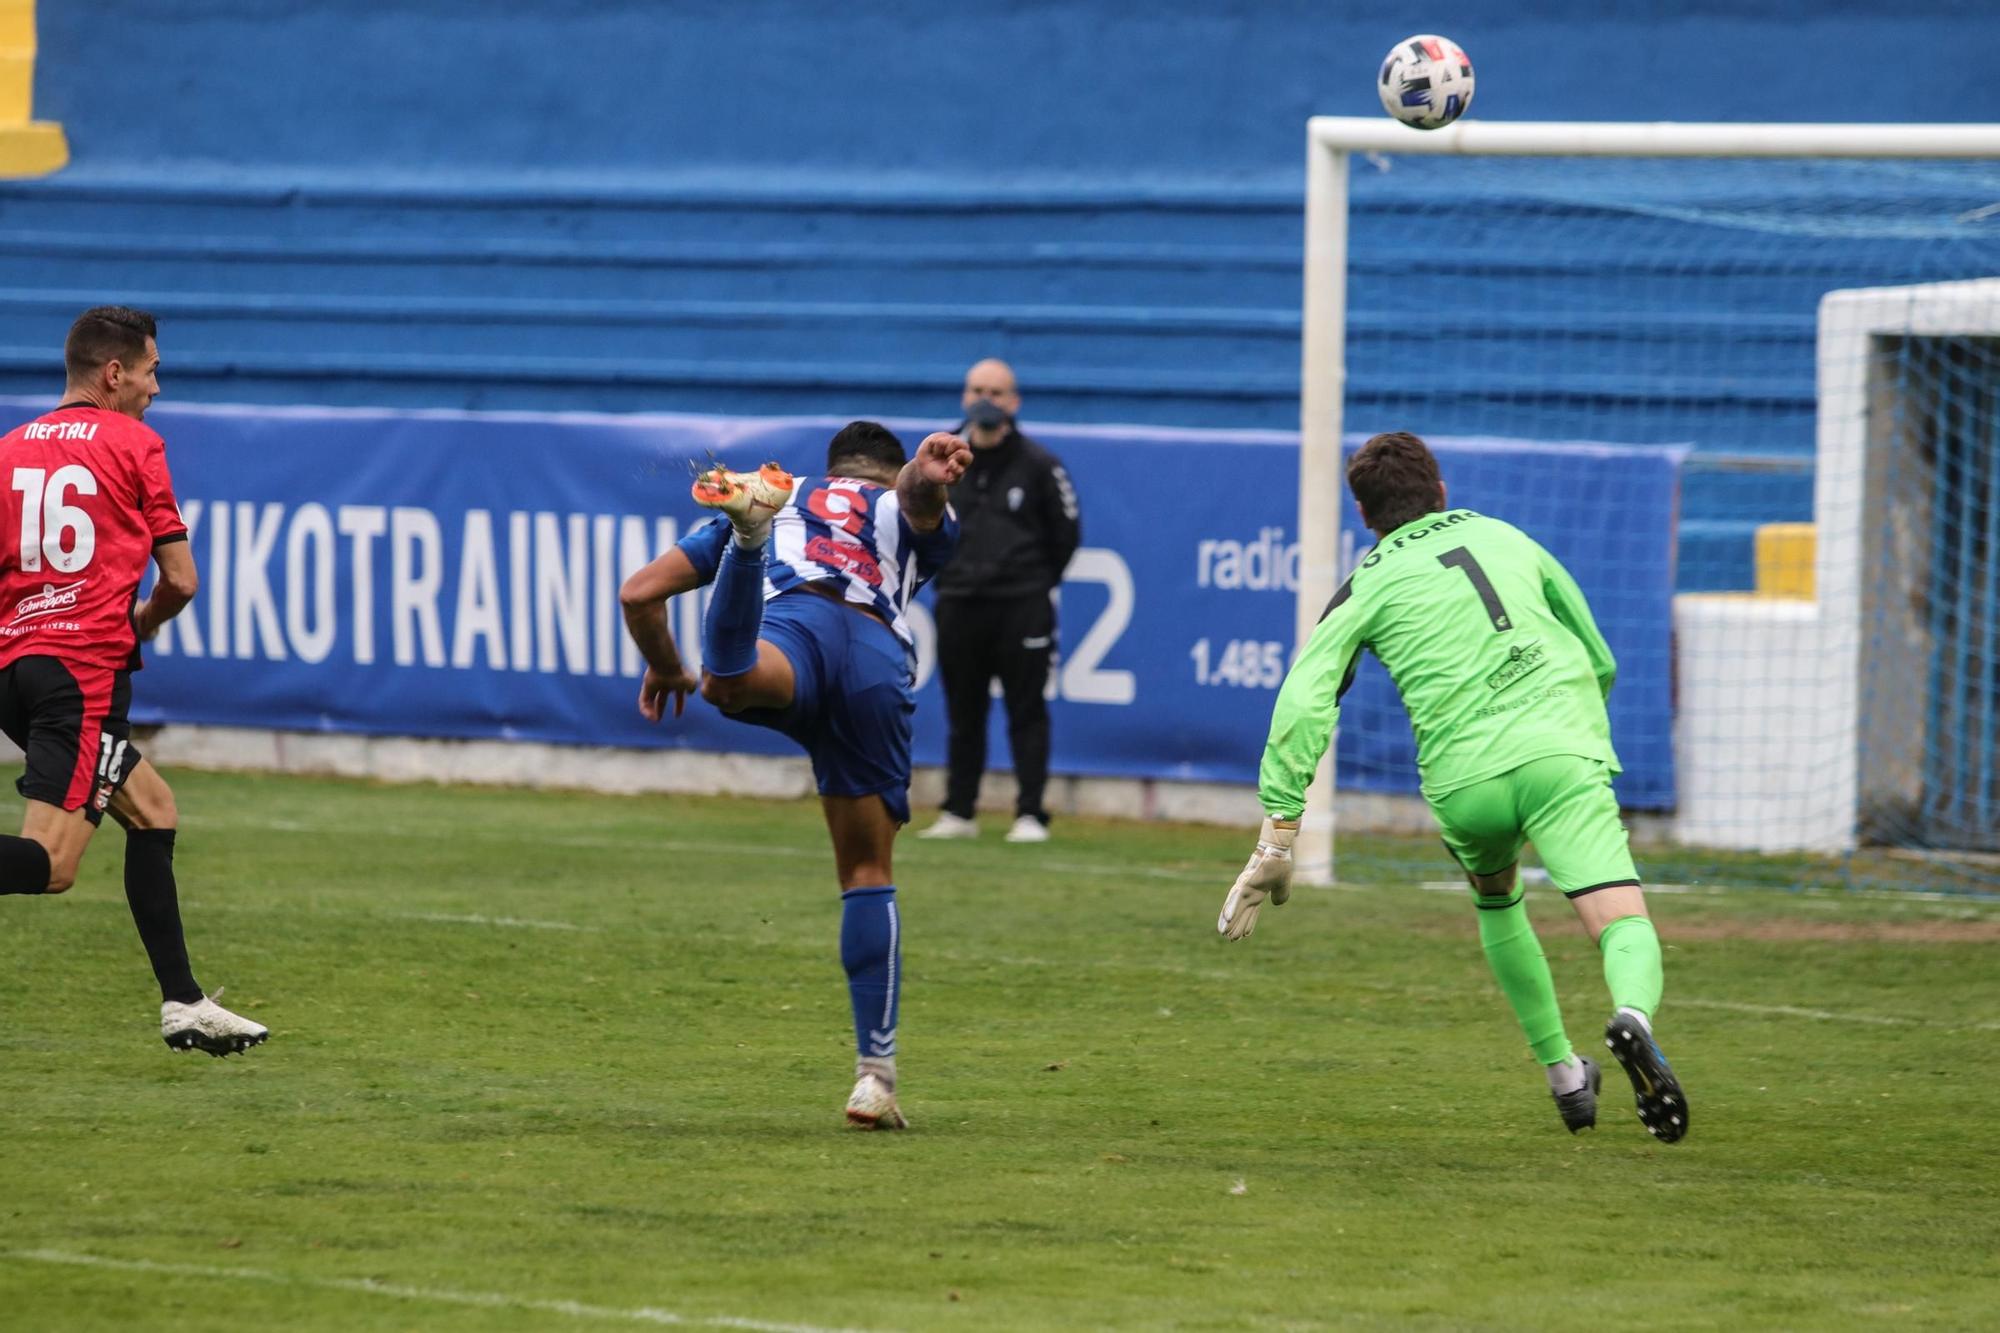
[1475,894,1571,1065]
[1598,915,1664,1019]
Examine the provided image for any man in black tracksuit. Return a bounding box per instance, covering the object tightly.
[919,359,1081,843]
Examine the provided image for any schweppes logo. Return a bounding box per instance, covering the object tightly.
[12,579,86,623]
[1485,640,1547,693]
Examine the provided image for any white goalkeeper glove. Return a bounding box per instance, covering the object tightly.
[1217,817,1300,941]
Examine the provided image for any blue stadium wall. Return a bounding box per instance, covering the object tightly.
[4,0,1998,589]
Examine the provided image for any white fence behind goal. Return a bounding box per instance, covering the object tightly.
[1301,118,2000,893]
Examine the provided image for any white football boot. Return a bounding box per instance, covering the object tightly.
[844,1072,908,1130]
[691,462,796,542]
[1003,814,1050,844]
[161,988,269,1057]
[917,812,979,840]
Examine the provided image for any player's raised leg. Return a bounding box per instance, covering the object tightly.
[823,793,907,1130]
[14,800,94,893]
[0,658,107,895]
[0,705,56,893]
[693,463,800,711]
[1526,756,1686,1142]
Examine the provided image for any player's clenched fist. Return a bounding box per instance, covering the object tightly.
[915,431,974,486]
[1217,817,1300,940]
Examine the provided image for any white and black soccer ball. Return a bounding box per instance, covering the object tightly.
[1378,34,1475,131]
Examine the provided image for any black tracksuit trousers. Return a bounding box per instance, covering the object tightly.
[935,592,1054,823]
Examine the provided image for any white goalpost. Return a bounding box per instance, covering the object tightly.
[1296,117,2000,887]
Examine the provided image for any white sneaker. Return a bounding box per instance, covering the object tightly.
[161,988,269,1057]
[917,812,979,840]
[1004,815,1050,843]
[844,1073,908,1130]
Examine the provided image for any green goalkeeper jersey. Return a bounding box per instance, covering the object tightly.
[1258,508,1620,818]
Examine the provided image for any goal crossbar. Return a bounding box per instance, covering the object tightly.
[1309,116,2000,158]
[1295,117,2000,885]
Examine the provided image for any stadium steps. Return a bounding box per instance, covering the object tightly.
[1674,455,1816,591]
[0,345,1300,420]
[0,167,1890,588]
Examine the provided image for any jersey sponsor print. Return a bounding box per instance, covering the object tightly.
[677,474,957,653]
[0,406,187,672]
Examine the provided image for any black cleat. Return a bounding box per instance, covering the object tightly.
[1605,1011,1688,1143]
[1553,1055,1602,1133]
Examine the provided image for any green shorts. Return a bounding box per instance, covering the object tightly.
[1431,754,1638,898]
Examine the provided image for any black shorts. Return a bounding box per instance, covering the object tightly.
[0,656,141,825]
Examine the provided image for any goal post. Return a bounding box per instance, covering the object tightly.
[1297,117,2000,889]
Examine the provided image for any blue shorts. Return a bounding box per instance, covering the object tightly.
[728,590,916,824]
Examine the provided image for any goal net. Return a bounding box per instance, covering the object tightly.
[1299,120,2000,894]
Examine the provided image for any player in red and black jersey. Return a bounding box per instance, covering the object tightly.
[0,307,266,1055]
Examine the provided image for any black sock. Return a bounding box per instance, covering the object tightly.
[125,829,202,1004]
[0,833,51,894]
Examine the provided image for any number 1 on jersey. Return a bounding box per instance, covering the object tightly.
[1437,546,1512,632]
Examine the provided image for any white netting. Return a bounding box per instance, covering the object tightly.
[1316,145,2000,893]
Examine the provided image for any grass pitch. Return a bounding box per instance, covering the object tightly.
[2,770,1996,1331]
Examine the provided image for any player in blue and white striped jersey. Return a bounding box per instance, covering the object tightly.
[619,421,971,1131]
[674,451,950,658]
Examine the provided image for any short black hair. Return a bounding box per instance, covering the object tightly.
[1348,431,1445,534]
[65,305,158,379]
[826,420,906,474]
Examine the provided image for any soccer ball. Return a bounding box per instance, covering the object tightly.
[1378,34,1475,131]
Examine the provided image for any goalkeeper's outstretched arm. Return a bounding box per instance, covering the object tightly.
[1257,581,1370,819]
[1221,583,1369,940]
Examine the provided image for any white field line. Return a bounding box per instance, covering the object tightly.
[188,809,1242,885]
[61,897,598,934]
[61,894,1993,1023]
[396,911,593,932]
[1674,997,2000,1033]
[927,947,1241,984]
[3,1249,883,1333]
[187,813,2000,904]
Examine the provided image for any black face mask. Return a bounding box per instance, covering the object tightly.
[965,398,1010,430]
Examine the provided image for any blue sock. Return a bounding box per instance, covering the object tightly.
[701,540,767,677]
[840,886,899,1068]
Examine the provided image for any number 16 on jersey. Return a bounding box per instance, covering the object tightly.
[12,466,99,573]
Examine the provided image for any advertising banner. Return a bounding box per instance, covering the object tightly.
[0,400,1680,807]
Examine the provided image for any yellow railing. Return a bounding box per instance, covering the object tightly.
[1754,522,1815,599]
[0,0,66,177]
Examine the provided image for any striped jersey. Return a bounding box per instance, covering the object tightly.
[676,473,958,651]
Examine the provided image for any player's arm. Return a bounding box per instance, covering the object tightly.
[1219,580,1368,941]
[619,545,707,722]
[895,432,973,532]
[1258,581,1368,821]
[132,538,198,641]
[1540,547,1617,698]
[131,433,195,640]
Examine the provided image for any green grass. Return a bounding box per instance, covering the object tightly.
[2,770,1996,1331]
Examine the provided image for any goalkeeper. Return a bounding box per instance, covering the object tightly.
[1218,431,1688,1143]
